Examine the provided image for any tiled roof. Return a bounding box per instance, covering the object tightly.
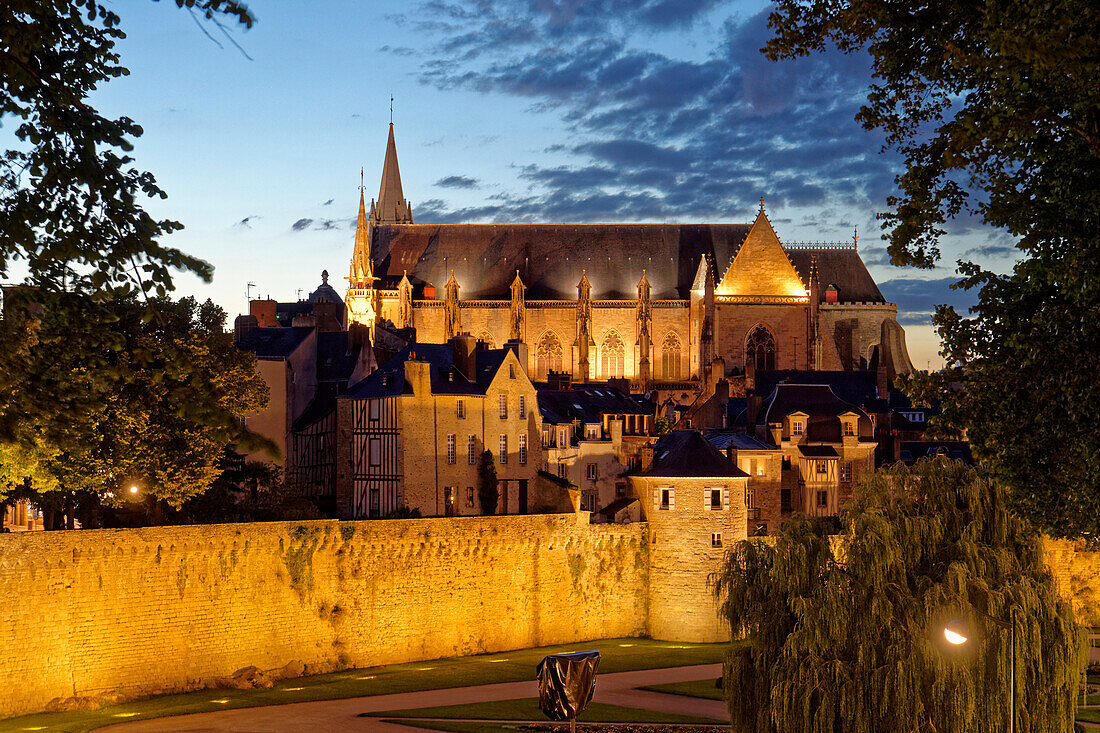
[786,248,886,303]
[343,343,517,400]
[371,223,752,299]
[538,385,653,425]
[705,430,776,453]
[640,431,748,478]
[237,327,313,358]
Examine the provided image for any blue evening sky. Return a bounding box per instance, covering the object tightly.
[78,0,1019,369]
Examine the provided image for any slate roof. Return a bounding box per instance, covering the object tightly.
[640,430,748,478]
[705,430,776,453]
[316,331,360,382]
[538,385,653,425]
[799,445,840,458]
[371,224,752,299]
[597,496,639,518]
[371,225,885,303]
[755,370,878,408]
[236,327,313,358]
[757,384,873,443]
[786,247,886,303]
[343,343,515,400]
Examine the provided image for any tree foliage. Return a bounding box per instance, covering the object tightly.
[0,0,258,500]
[0,294,268,515]
[764,0,1100,539]
[718,459,1084,733]
[477,449,498,515]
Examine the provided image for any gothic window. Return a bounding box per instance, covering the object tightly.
[661,332,683,380]
[746,324,777,372]
[601,331,625,379]
[477,331,495,349]
[536,331,564,379]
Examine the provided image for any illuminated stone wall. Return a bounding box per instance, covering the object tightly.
[1042,538,1100,627]
[0,514,646,719]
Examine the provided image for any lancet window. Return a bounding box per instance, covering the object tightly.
[536,331,564,379]
[661,332,683,380]
[601,331,625,379]
[746,324,777,372]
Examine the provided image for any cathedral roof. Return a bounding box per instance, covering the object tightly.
[786,247,885,303]
[368,223,886,303]
[370,223,752,299]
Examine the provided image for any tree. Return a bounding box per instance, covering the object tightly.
[477,450,499,515]
[718,459,1085,733]
[0,1,257,495]
[0,294,269,526]
[764,0,1100,540]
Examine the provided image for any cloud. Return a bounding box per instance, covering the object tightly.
[396,1,903,227]
[877,276,978,326]
[291,218,351,232]
[322,198,334,206]
[234,215,259,229]
[435,175,481,189]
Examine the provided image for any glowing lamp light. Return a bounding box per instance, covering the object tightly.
[129,485,139,495]
[944,620,969,645]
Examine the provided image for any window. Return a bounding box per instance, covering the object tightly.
[557,428,568,448]
[600,331,625,379]
[816,460,828,475]
[499,395,508,419]
[745,486,754,509]
[708,487,723,510]
[499,435,508,463]
[447,434,456,464]
[817,490,828,508]
[456,399,465,419]
[368,438,382,467]
[444,487,455,517]
[468,435,477,464]
[661,332,683,380]
[585,425,599,440]
[790,419,805,436]
[586,463,597,481]
[466,487,475,508]
[781,488,792,512]
[840,463,852,483]
[558,462,568,479]
[659,488,674,510]
[519,435,527,465]
[711,532,723,548]
[519,395,526,418]
[368,400,380,423]
[843,420,855,437]
[509,364,516,379]
[536,331,564,379]
[746,324,776,372]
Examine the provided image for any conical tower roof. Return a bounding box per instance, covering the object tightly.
[373,123,413,225]
[349,189,374,286]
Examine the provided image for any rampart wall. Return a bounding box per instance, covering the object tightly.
[0,514,647,718]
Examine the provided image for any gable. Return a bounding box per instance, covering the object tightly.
[717,212,808,298]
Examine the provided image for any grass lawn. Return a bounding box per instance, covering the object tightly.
[367,698,721,724]
[382,722,521,733]
[638,679,725,702]
[0,638,730,733]
[1078,707,1100,725]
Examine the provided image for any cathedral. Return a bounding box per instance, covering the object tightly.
[346,124,913,387]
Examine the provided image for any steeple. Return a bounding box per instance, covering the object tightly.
[349,188,374,287]
[370,123,413,226]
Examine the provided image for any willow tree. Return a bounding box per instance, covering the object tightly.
[719,459,1084,733]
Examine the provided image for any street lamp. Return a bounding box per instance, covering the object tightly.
[129,485,139,495]
[943,607,1017,733]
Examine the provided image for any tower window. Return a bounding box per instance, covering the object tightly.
[746,325,776,372]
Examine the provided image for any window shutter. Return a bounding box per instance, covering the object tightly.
[723,486,730,510]
[653,488,659,510]
[669,489,675,511]
[703,488,711,511]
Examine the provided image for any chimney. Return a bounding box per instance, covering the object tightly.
[825,284,839,304]
[349,322,371,348]
[234,314,258,344]
[877,352,889,400]
[548,370,572,391]
[504,339,528,375]
[291,313,317,328]
[451,332,477,381]
[745,356,756,392]
[250,299,278,327]
[404,353,432,397]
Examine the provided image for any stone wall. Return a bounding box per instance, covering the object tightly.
[1042,538,1100,626]
[0,514,647,719]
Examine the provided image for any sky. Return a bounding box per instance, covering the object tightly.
[73,0,1021,369]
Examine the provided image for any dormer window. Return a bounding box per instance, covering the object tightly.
[843,420,855,437]
[790,419,805,436]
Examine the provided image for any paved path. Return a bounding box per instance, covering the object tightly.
[101,664,726,732]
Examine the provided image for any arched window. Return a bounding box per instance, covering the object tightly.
[536,331,563,379]
[746,325,776,372]
[661,332,682,380]
[601,331,625,379]
[477,331,496,349]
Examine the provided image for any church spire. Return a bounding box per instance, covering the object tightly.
[349,187,374,286]
[371,123,413,226]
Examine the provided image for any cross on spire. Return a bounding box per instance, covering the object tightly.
[390,95,394,124]
[759,196,766,215]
